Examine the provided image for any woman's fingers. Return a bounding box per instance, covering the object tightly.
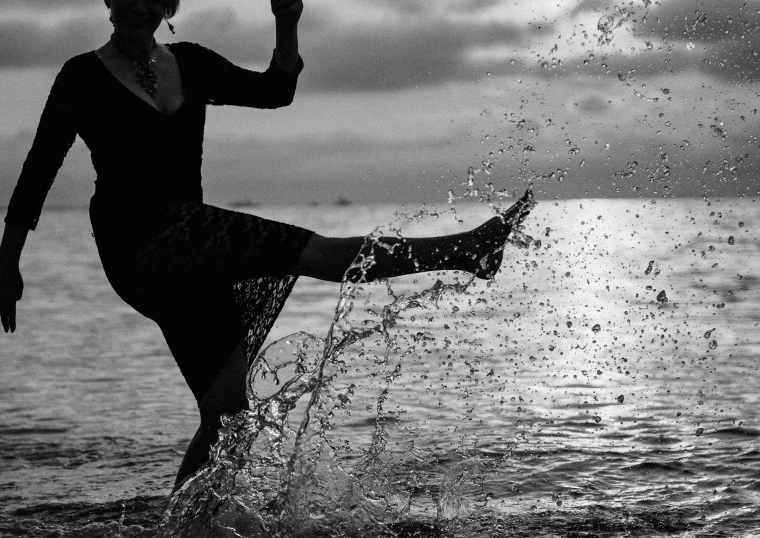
[0,298,15,333]
[0,264,22,333]
[271,0,303,21]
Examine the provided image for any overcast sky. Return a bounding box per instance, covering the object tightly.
[1,0,759,209]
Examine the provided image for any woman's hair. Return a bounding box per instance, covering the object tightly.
[163,0,180,19]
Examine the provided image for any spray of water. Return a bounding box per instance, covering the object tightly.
[156,196,536,537]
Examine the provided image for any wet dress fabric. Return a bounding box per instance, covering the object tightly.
[4,43,314,402]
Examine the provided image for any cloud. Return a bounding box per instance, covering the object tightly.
[6,0,95,8]
[370,0,504,16]
[0,4,531,91]
[575,95,610,114]
[304,19,526,91]
[627,0,760,82]
[569,0,611,19]
[179,6,529,92]
[638,0,760,42]
[0,18,108,68]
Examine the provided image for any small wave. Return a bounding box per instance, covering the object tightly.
[636,434,683,445]
[0,427,70,435]
[623,460,695,475]
[3,496,164,538]
[707,427,760,439]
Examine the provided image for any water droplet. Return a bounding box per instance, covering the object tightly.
[566,321,572,328]
[728,236,735,245]
[592,324,601,333]
[597,14,615,33]
[656,290,668,303]
[617,395,625,403]
[687,42,695,50]
[569,147,580,155]
[708,340,718,350]
[645,260,654,275]
[739,222,745,228]
[696,428,704,436]
[593,416,602,423]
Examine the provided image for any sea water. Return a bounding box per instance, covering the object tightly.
[1,198,759,537]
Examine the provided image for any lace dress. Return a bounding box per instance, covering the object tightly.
[4,43,314,402]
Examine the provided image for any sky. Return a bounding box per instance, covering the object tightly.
[1,0,759,209]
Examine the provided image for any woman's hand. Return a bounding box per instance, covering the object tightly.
[0,225,28,333]
[271,0,303,27]
[0,261,22,333]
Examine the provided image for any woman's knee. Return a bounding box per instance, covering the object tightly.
[198,339,249,420]
[291,234,364,281]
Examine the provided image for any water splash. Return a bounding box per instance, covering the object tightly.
[158,209,538,536]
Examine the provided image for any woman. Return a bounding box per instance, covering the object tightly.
[0,0,534,491]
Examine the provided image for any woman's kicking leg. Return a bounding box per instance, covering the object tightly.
[173,339,249,491]
[292,189,535,283]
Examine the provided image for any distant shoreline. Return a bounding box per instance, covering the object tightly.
[0,195,755,213]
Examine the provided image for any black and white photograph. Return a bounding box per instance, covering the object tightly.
[1,0,759,536]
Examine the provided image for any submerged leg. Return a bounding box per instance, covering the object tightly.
[293,189,535,283]
[173,339,249,492]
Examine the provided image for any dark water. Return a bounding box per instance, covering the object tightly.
[2,200,760,536]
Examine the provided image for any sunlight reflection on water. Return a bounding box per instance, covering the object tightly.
[2,199,760,536]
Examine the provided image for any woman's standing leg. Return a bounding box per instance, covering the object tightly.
[173,339,249,491]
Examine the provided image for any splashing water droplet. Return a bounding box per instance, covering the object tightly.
[598,15,614,33]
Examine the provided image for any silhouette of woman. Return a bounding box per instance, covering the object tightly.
[0,0,534,491]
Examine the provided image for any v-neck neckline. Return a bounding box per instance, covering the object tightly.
[92,43,187,117]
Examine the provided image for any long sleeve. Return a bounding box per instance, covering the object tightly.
[4,62,78,231]
[177,43,304,109]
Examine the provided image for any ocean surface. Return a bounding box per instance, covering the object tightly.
[1,198,759,537]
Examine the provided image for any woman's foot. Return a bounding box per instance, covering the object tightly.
[467,189,536,279]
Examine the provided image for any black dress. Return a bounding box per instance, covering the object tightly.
[4,43,315,402]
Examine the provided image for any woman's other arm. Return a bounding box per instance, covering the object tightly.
[1,61,78,333]
[0,226,27,333]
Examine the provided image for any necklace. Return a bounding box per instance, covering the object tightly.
[110,35,159,98]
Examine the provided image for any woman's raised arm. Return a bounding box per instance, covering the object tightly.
[272,0,303,75]
[180,0,305,109]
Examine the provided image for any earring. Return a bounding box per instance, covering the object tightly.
[166,18,175,34]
